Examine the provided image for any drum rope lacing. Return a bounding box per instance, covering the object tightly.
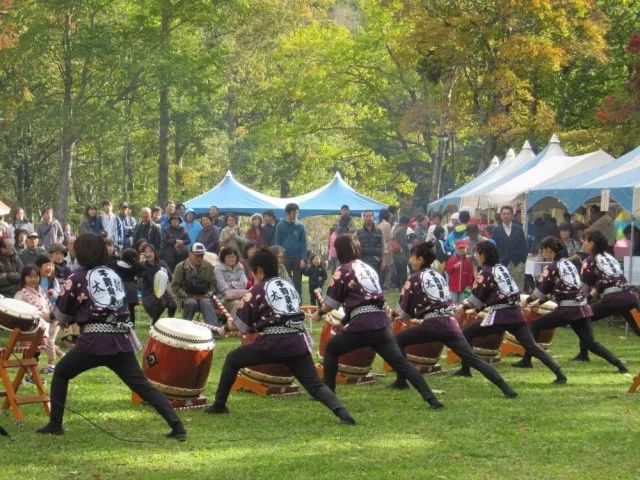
[152,324,213,344]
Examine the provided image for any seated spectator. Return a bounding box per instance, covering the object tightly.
[197,215,220,253]
[171,242,219,327]
[219,214,245,253]
[240,241,257,289]
[104,238,120,264]
[245,213,264,246]
[0,238,23,297]
[160,214,190,271]
[48,243,72,282]
[214,246,248,317]
[14,228,27,255]
[112,248,144,326]
[139,243,177,324]
[20,232,46,266]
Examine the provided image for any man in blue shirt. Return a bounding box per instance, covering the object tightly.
[274,203,307,294]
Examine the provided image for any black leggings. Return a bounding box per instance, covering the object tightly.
[462,322,562,375]
[524,308,623,367]
[215,343,345,415]
[394,327,508,390]
[578,297,640,356]
[323,327,437,401]
[48,349,180,428]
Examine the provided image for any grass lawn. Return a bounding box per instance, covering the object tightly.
[2,288,639,480]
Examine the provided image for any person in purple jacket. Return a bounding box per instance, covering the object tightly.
[454,240,567,384]
[391,241,517,397]
[311,235,443,409]
[513,236,627,372]
[206,247,355,425]
[575,230,640,361]
[36,233,186,441]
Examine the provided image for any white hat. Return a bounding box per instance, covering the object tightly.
[451,212,460,221]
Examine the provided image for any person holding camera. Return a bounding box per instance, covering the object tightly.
[171,242,219,328]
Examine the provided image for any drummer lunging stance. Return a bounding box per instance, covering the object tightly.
[391,241,517,398]
[36,233,187,440]
[454,241,567,384]
[514,236,627,372]
[205,247,356,425]
[312,235,443,409]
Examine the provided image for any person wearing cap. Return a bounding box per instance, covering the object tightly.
[445,239,474,304]
[20,232,47,266]
[196,215,220,253]
[171,242,219,326]
[100,201,124,249]
[181,209,202,245]
[118,202,137,249]
[36,207,65,250]
[0,237,23,297]
[159,214,190,272]
[445,210,470,255]
[245,213,264,246]
[49,243,72,282]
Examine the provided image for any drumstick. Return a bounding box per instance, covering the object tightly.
[211,294,234,323]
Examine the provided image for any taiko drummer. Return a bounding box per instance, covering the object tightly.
[36,233,187,440]
[206,247,356,424]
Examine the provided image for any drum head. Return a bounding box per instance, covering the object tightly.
[328,308,345,322]
[150,318,215,351]
[0,298,41,319]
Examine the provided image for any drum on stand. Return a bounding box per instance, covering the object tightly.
[137,318,214,408]
[232,333,300,396]
[316,309,376,385]
[502,295,557,356]
[383,318,443,373]
[0,298,41,335]
[449,309,503,364]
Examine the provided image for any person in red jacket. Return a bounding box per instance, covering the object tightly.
[445,239,474,304]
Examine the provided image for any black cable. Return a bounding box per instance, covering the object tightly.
[0,336,159,444]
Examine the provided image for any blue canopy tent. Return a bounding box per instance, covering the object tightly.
[288,172,387,218]
[184,170,283,216]
[527,146,640,214]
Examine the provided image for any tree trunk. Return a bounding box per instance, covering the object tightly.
[157,1,171,206]
[57,12,75,223]
[123,94,134,197]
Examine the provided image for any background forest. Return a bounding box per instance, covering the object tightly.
[1,0,640,224]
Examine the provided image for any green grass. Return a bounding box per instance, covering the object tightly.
[2,290,639,480]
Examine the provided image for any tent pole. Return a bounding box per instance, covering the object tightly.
[627,216,635,337]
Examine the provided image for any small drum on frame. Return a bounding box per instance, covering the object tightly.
[383,318,444,373]
[449,309,503,364]
[0,298,41,335]
[316,309,376,384]
[232,332,300,396]
[502,296,557,356]
[139,318,214,408]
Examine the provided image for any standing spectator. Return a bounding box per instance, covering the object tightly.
[49,244,72,282]
[426,213,443,241]
[36,207,64,250]
[391,216,411,289]
[160,215,190,272]
[414,215,429,243]
[274,203,307,295]
[219,214,245,253]
[151,206,163,225]
[335,205,355,234]
[214,246,249,317]
[356,210,383,276]
[99,201,124,249]
[160,201,176,230]
[66,237,80,271]
[208,206,226,230]
[245,213,264,246]
[465,224,488,266]
[445,239,474,304]
[327,227,338,272]
[0,238,23,297]
[197,215,220,253]
[558,222,582,267]
[585,205,615,252]
[118,202,137,249]
[304,254,327,305]
[12,208,34,237]
[271,245,291,282]
[171,242,219,327]
[139,243,177,324]
[445,210,470,255]
[133,207,162,251]
[387,206,398,226]
[261,210,278,246]
[378,209,394,289]
[78,205,102,235]
[0,215,13,245]
[431,226,448,272]
[20,232,46,266]
[181,209,202,246]
[111,248,144,326]
[175,203,186,219]
[491,205,528,290]
[240,241,258,289]
[447,212,460,234]
[14,229,27,256]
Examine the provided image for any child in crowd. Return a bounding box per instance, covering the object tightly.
[271,245,291,282]
[49,243,72,281]
[445,239,474,304]
[304,254,327,305]
[36,254,62,372]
